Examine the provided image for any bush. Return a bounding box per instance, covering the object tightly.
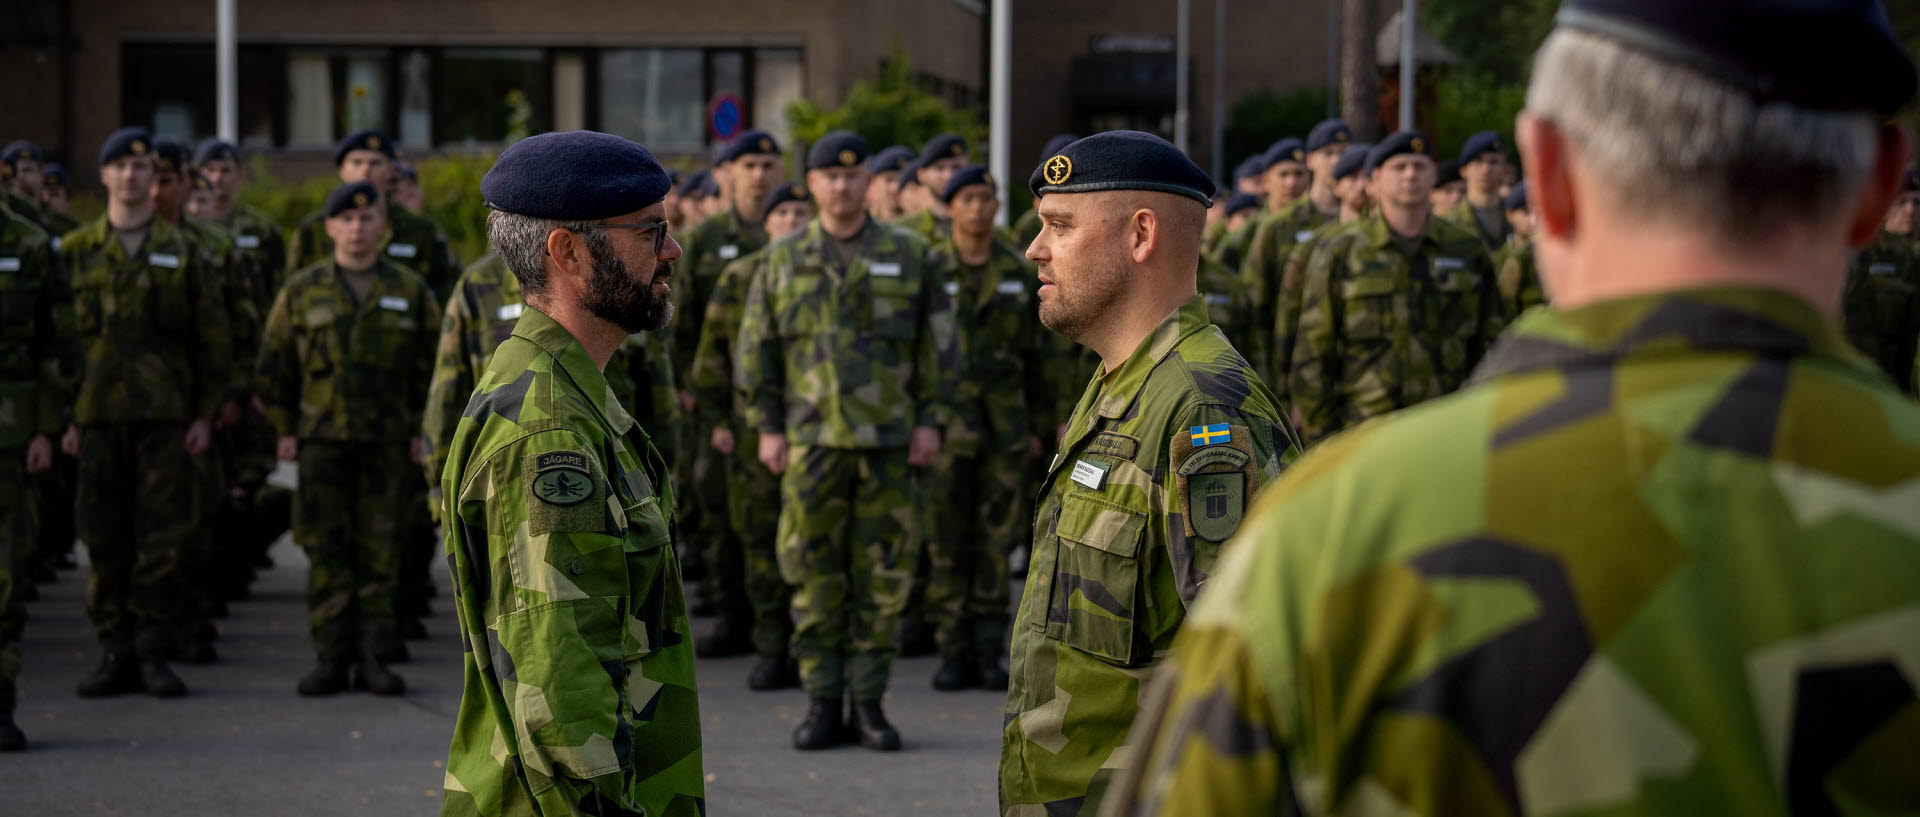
[1428,71,1526,161]
[238,153,498,266]
[1223,87,1333,169]
[785,51,983,166]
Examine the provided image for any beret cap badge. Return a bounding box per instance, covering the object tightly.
[1411,137,1425,152]
[950,144,964,157]
[1043,155,1073,185]
[367,135,382,151]
[839,149,857,167]
[759,137,773,152]
[131,140,147,154]
[353,192,369,208]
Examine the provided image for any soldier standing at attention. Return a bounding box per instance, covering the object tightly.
[27,152,79,583]
[1429,157,1467,215]
[1495,180,1548,315]
[922,166,1045,693]
[257,181,437,696]
[896,133,970,243]
[1270,142,1373,405]
[1239,124,1352,378]
[999,131,1295,817]
[675,129,782,658]
[1289,131,1505,444]
[1109,2,1920,814]
[689,182,814,691]
[1843,169,1920,394]
[865,145,915,223]
[1443,131,1516,248]
[1,141,51,229]
[63,128,232,700]
[288,129,459,298]
[0,185,70,750]
[38,164,76,228]
[738,130,958,751]
[439,131,703,817]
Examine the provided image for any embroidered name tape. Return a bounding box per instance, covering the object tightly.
[149,253,180,268]
[0,257,18,272]
[870,262,902,278]
[387,243,418,259]
[1434,257,1465,271]
[235,235,261,249]
[944,281,960,297]
[1870,263,1898,276]
[1295,230,1315,243]
[378,295,410,312]
[496,303,523,320]
[996,280,1025,295]
[719,244,740,260]
[1070,459,1109,490]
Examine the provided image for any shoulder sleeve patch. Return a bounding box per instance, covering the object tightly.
[522,448,608,535]
[1170,423,1259,543]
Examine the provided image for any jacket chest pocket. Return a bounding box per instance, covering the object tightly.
[618,495,673,661]
[1045,491,1147,665]
[774,273,833,341]
[867,274,919,340]
[296,306,345,377]
[1340,273,1399,342]
[0,262,40,342]
[70,264,114,335]
[360,305,422,368]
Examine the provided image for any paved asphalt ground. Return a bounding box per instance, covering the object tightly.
[1,503,1006,815]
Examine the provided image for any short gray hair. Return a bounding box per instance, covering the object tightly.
[485,210,606,298]
[1526,28,1878,242]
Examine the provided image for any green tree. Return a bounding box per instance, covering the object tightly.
[785,51,983,162]
[1223,87,1332,171]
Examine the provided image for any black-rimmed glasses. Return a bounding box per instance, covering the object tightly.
[573,220,671,255]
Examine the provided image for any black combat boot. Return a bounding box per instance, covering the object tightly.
[979,655,1010,691]
[138,659,187,698]
[0,678,25,752]
[297,659,352,696]
[353,658,407,696]
[932,653,982,691]
[747,653,798,691]
[76,652,143,697]
[792,697,846,750]
[850,699,902,751]
[695,612,753,658]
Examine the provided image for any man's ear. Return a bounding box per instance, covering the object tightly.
[544,227,585,285]
[1130,208,1159,264]
[1517,112,1575,242]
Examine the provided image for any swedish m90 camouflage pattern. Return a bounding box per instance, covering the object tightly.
[1237,198,1334,379]
[256,260,439,443]
[1289,212,1505,444]
[1494,239,1548,318]
[440,307,702,817]
[923,238,1047,662]
[894,208,950,247]
[1841,229,1919,394]
[689,253,788,656]
[289,203,459,297]
[1196,256,1250,355]
[1108,287,1920,817]
[1000,297,1293,817]
[210,203,289,312]
[1268,218,1351,406]
[1442,196,1513,248]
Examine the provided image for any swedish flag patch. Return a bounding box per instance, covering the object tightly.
[1189,423,1231,447]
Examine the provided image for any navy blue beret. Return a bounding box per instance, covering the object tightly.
[193,138,240,167]
[867,145,914,174]
[1038,133,1078,166]
[98,127,154,166]
[761,182,812,216]
[482,130,672,220]
[191,172,213,193]
[808,130,870,171]
[1903,169,1920,193]
[682,170,711,197]
[1263,137,1307,168]
[918,133,968,165]
[395,163,418,182]
[939,165,995,204]
[1306,119,1354,153]
[151,139,191,175]
[1029,130,1215,207]
[717,129,782,165]
[324,181,381,218]
[695,171,721,197]
[1435,158,1463,187]
[896,159,923,191]
[1365,131,1433,174]
[334,129,394,166]
[1234,154,1270,185]
[2,141,43,167]
[1506,181,1530,212]
[1333,144,1372,181]
[1224,192,1262,218]
[42,164,67,189]
[1557,0,1915,115]
[1458,131,1505,164]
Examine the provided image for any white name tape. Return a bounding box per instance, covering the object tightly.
[387,243,418,259]
[719,244,740,260]
[378,295,410,312]
[235,235,261,249]
[870,262,902,278]
[944,281,960,297]
[1070,459,1109,490]
[0,257,18,272]
[1204,293,1231,307]
[1295,230,1315,243]
[1434,257,1465,271]
[996,280,1025,295]
[1870,263,1898,277]
[496,303,524,320]
[149,253,180,269]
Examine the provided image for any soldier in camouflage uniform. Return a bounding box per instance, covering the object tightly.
[738,131,959,751]
[672,129,782,657]
[288,130,459,296]
[1108,7,1920,814]
[1289,132,1505,445]
[1269,142,1372,406]
[1000,131,1295,817]
[8,143,81,585]
[1441,131,1516,249]
[687,182,813,690]
[63,128,233,699]
[1494,180,1548,316]
[1,142,56,234]
[864,146,914,223]
[439,131,702,817]
[919,167,1046,693]
[259,183,437,696]
[894,133,970,244]
[0,199,72,750]
[1237,136,1338,379]
[1842,169,1920,394]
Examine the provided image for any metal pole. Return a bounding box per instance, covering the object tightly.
[1399,0,1416,130]
[1327,0,1339,118]
[217,0,237,142]
[1175,0,1190,152]
[990,0,1012,225]
[1210,0,1225,181]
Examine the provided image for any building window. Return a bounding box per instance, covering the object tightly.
[599,48,704,153]
[285,48,390,148]
[753,48,804,147]
[437,48,550,147]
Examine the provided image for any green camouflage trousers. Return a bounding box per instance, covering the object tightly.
[294,440,408,662]
[695,439,745,622]
[778,446,920,701]
[727,431,788,657]
[1,452,29,683]
[31,453,74,566]
[921,446,1025,662]
[77,423,198,659]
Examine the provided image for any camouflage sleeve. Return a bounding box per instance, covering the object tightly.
[255,285,299,438]
[32,239,75,435]
[671,227,711,387]
[1270,237,1317,405]
[432,232,460,300]
[1164,403,1285,608]
[736,259,785,435]
[1238,221,1282,377]
[285,219,315,276]
[189,248,234,421]
[913,247,960,430]
[1288,237,1345,444]
[422,288,476,509]
[688,257,750,428]
[407,287,442,432]
[1470,245,1508,358]
[215,245,262,401]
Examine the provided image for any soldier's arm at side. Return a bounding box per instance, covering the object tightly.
[913,247,961,432]
[735,261,784,435]
[422,290,477,510]
[407,287,442,442]
[189,249,235,423]
[1164,403,1286,610]
[1472,247,1508,354]
[1288,238,1345,444]
[31,239,76,438]
[254,286,300,438]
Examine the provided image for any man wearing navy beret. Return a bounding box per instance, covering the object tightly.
[865,145,915,222]
[673,130,785,662]
[1493,180,1548,315]
[1442,130,1515,247]
[999,130,1297,817]
[1111,0,1920,813]
[736,129,960,752]
[895,132,970,243]
[1267,141,1375,405]
[288,129,460,299]
[1237,127,1350,380]
[438,130,704,817]
[2,141,53,230]
[1844,168,1920,393]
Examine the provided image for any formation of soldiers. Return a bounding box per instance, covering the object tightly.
[5,2,1920,816]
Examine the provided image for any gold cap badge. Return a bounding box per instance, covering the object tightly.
[950,144,964,157]
[353,192,369,208]
[367,135,382,151]
[759,138,773,152]
[131,140,147,155]
[839,149,857,167]
[1411,137,1425,153]
[1043,155,1073,186]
